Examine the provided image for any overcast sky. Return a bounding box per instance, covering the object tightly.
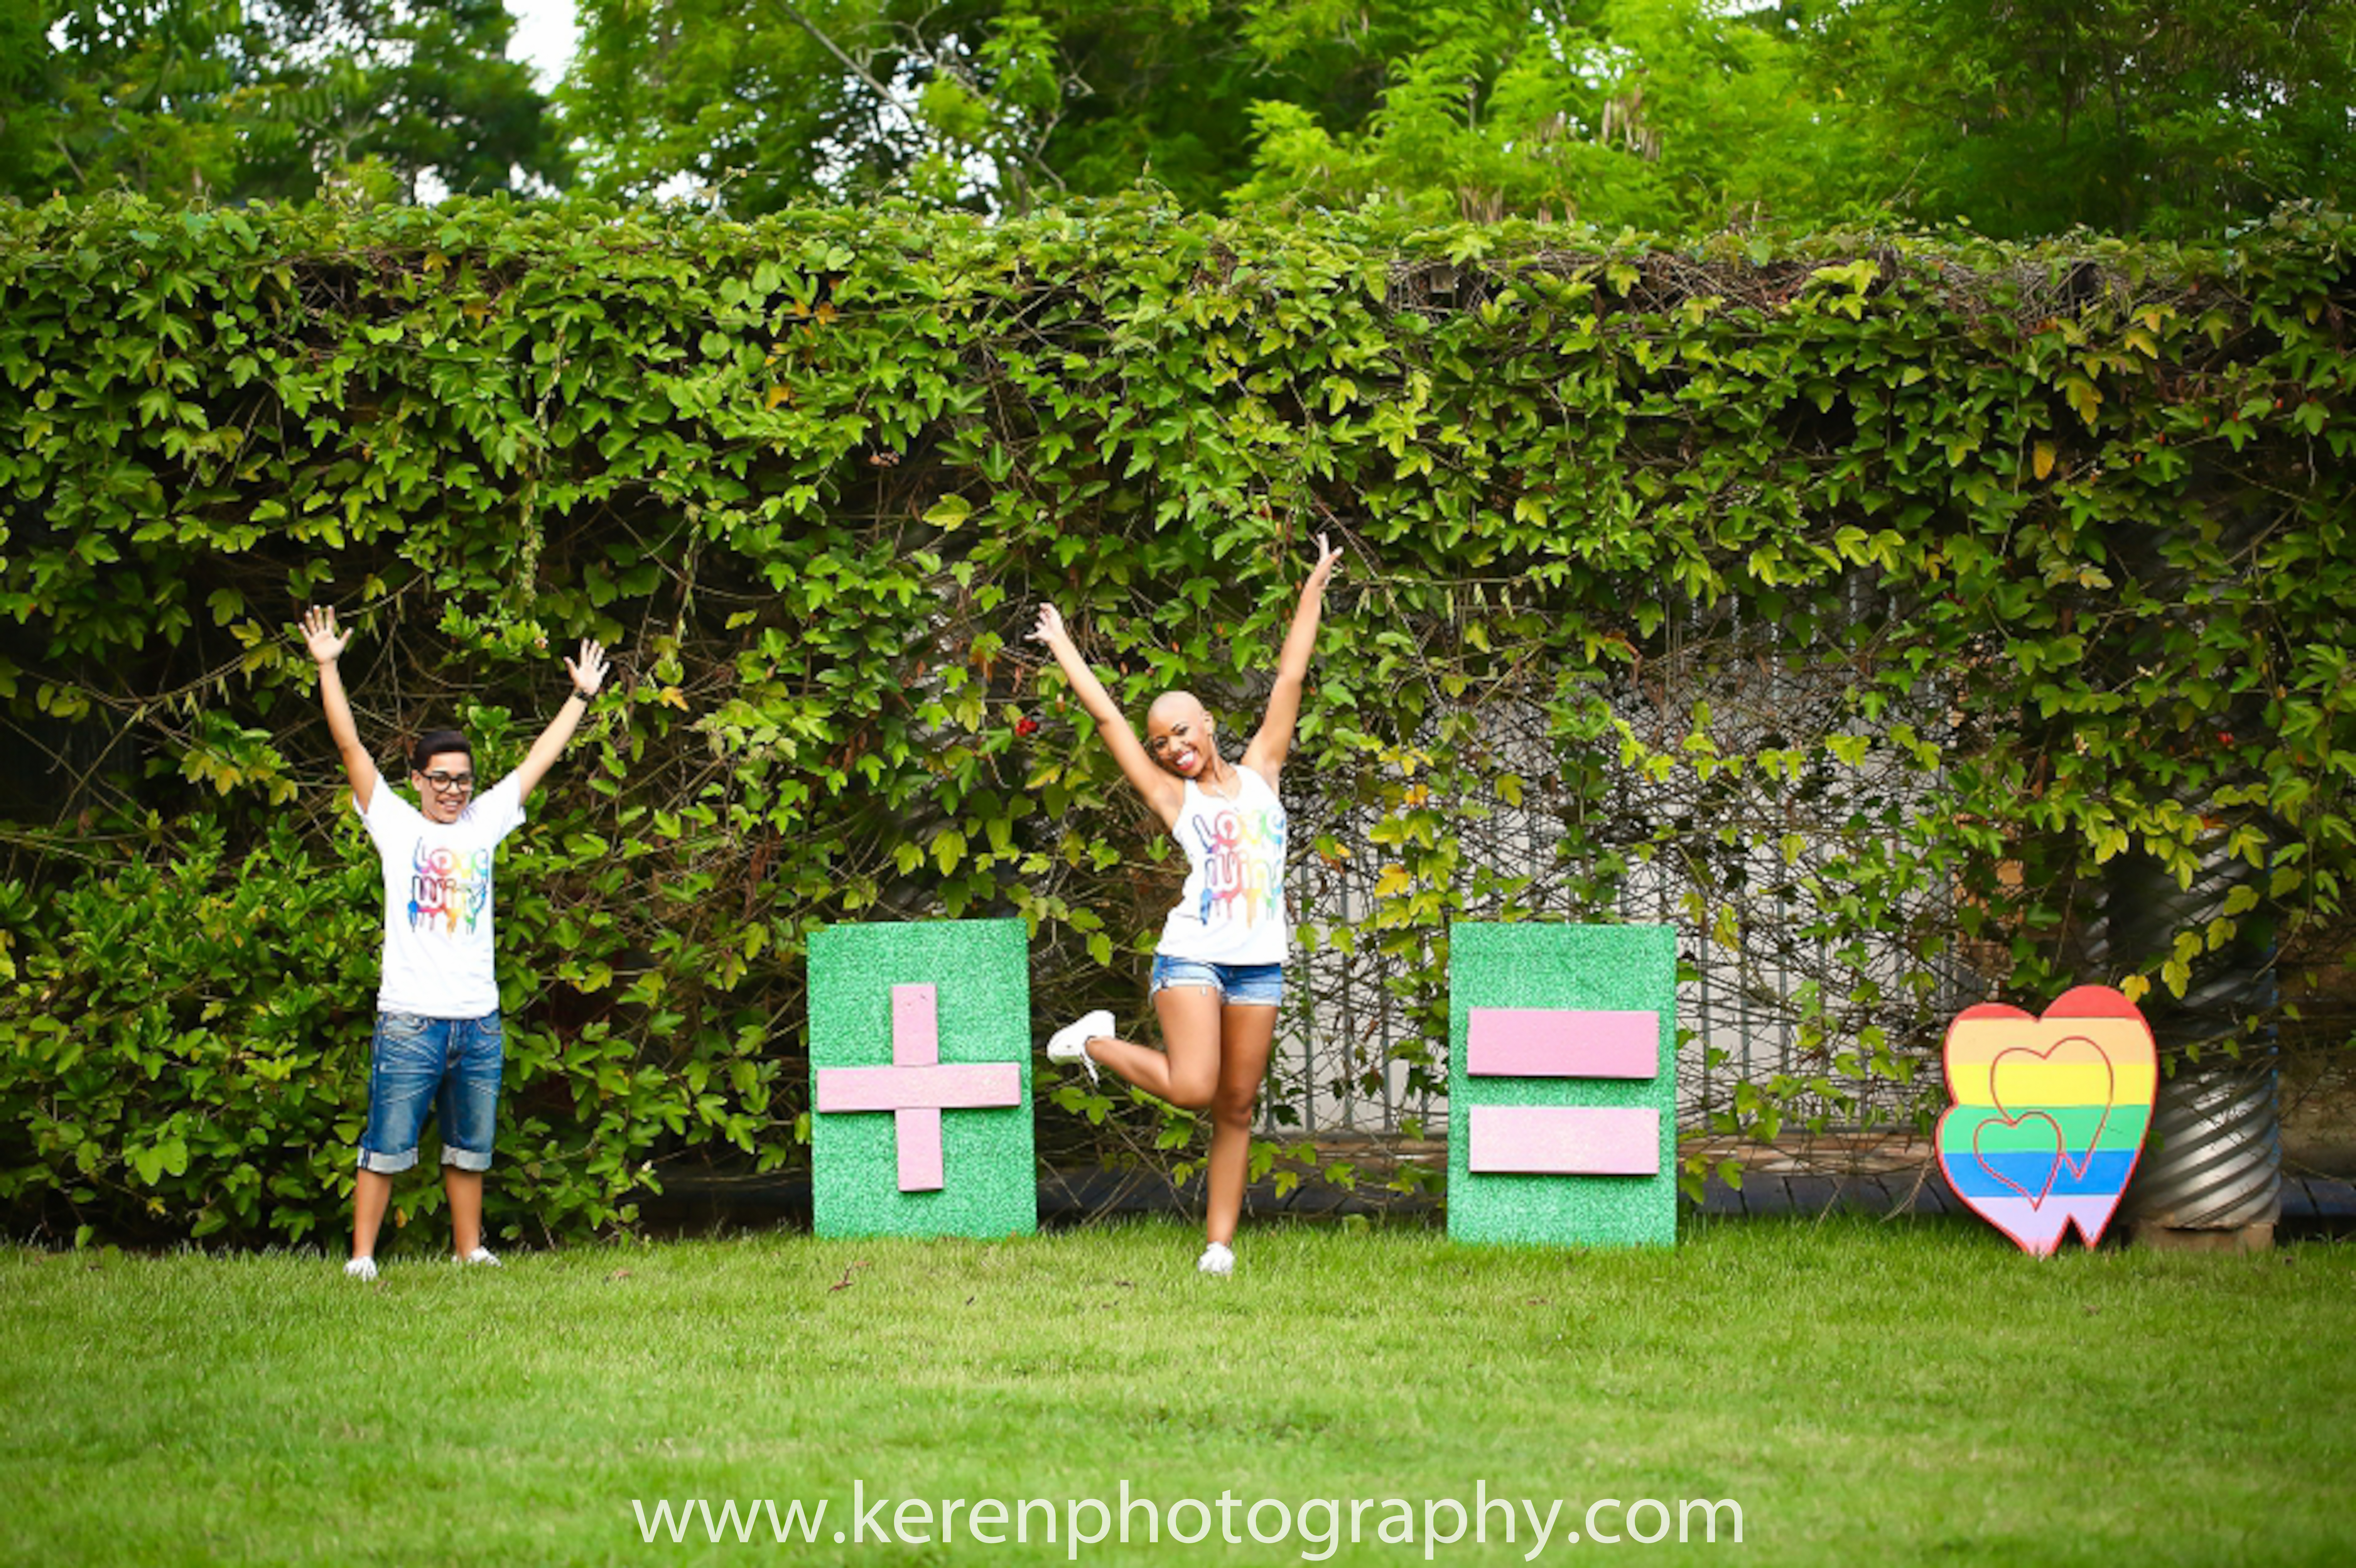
[508,0,578,91]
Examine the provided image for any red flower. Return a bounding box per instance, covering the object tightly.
[1015,716,1040,738]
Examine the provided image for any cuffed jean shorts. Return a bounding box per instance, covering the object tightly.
[357,1011,503,1174]
[1149,955,1285,1007]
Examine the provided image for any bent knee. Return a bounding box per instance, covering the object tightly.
[1166,1073,1218,1111]
[1210,1086,1259,1127]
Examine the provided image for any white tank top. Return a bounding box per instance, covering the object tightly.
[1157,766,1289,965]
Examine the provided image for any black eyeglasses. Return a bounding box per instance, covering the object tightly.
[420,770,475,792]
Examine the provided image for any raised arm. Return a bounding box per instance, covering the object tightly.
[508,638,610,803]
[1241,534,1344,781]
[302,606,380,812]
[1029,604,1184,826]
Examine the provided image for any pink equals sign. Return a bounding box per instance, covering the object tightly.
[1465,1007,1661,1176]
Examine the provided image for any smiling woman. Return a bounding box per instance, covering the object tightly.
[1026,536,1345,1276]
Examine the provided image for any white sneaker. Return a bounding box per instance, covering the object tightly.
[456,1246,501,1267]
[1045,1010,1114,1086]
[1197,1241,1235,1277]
[344,1256,378,1282]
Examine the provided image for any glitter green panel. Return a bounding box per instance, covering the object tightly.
[1447,922,1678,1248]
[808,920,1036,1239]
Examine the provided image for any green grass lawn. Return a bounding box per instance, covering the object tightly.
[4,1215,2352,1566]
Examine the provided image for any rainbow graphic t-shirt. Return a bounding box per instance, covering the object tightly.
[1157,767,1289,966]
[361,774,526,1018]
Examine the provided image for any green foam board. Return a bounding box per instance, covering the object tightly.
[808,919,1036,1239]
[1447,921,1678,1247]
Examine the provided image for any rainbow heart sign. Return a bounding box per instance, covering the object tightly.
[1934,986,2156,1257]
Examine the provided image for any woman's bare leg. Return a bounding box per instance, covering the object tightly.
[1203,1003,1278,1247]
[1081,986,1224,1108]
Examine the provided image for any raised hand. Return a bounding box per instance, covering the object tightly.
[1306,532,1344,592]
[1031,603,1069,647]
[564,638,610,697]
[1241,532,1344,781]
[305,605,377,807]
[300,606,352,665]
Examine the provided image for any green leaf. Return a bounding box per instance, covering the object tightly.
[923,494,973,529]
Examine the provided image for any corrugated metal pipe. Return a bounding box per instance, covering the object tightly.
[2104,821,2281,1231]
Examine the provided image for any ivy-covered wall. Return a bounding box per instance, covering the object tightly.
[2,195,2349,1245]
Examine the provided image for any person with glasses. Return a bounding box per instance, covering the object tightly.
[301,606,609,1280]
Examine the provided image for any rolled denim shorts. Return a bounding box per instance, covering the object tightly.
[1150,955,1285,1007]
[357,1011,504,1174]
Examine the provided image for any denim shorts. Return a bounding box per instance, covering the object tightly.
[1150,955,1285,1007]
[357,1012,504,1174]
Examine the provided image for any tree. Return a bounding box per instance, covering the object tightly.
[263,0,570,204]
[562,0,1275,211]
[1810,0,2356,237]
[1234,0,1885,229]
[6,0,251,201]
[4,0,566,206]
[561,0,1884,228]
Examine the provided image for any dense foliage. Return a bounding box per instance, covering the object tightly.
[1,196,2350,1244]
[16,1,2351,236]
[1816,0,2356,239]
[562,0,2356,234]
[3,0,564,205]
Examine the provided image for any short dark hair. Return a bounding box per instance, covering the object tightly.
[410,729,473,774]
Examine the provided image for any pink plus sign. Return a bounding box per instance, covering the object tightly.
[813,983,1023,1191]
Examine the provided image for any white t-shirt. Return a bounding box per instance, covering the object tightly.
[360,774,527,1018]
[1157,767,1289,966]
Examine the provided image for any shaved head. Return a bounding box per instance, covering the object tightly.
[1143,690,1219,778]
[1146,690,1209,730]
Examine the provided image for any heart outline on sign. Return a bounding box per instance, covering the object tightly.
[1987,1031,2117,1188]
[1971,1109,2067,1209]
[1933,985,2156,1257]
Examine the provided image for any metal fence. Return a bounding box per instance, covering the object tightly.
[1264,606,1992,1143]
